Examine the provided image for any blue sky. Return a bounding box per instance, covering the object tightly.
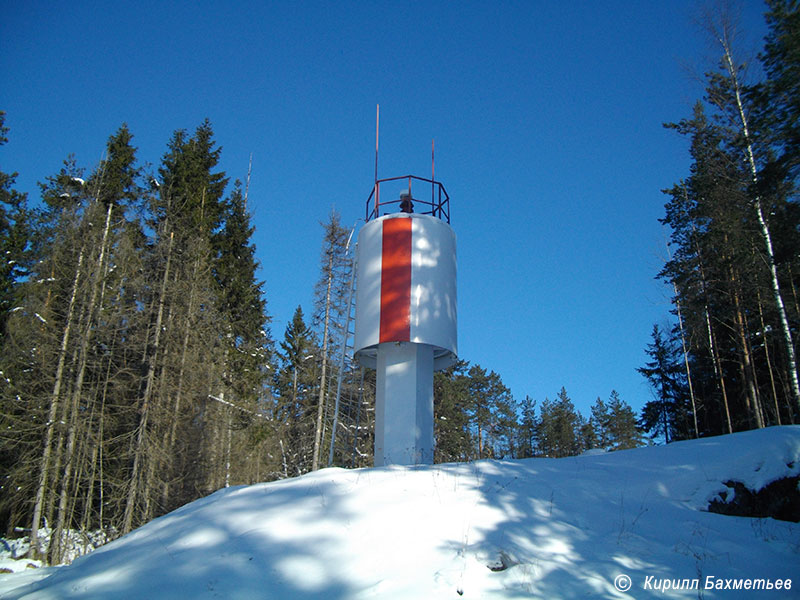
[1,1,770,418]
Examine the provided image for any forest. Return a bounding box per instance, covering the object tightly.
[639,0,800,443]
[0,113,635,563]
[0,0,797,566]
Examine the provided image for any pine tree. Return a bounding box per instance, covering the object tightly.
[516,395,538,458]
[577,414,596,452]
[660,0,800,436]
[703,2,800,414]
[659,97,792,433]
[604,391,645,451]
[758,0,800,181]
[433,361,473,463]
[463,365,515,459]
[491,380,518,459]
[536,388,583,458]
[590,397,610,450]
[466,365,494,459]
[756,0,800,423]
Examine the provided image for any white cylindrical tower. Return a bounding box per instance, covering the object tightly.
[354,177,456,466]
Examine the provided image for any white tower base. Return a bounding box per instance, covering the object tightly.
[374,342,434,466]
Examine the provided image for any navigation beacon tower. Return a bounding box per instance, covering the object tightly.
[354,175,457,466]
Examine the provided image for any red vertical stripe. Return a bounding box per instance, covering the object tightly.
[380,217,412,343]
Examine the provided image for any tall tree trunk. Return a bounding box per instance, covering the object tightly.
[730,267,763,429]
[224,406,233,488]
[51,203,113,563]
[123,231,173,534]
[161,254,200,506]
[674,291,699,438]
[787,264,799,320]
[29,248,84,561]
[691,217,732,434]
[717,28,800,412]
[705,308,732,434]
[312,251,334,471]
[82,350,112,537]
[756,289,781,425]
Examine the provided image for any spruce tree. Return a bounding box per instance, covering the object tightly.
[638,325,689,443]
[125,120,230,531]
[208,180,274,486]
[4,124,148,560]
[0,112,28,341]
[46,126,144,563]
[5,156,87,558]
[0,119,279,557]
[214,181,272,404]
[275,306,319,475]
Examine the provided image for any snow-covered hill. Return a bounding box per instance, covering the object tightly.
[2,427,799,599]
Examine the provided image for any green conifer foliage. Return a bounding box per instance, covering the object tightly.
[653,1,800,436]
[592,391,644,451]
[0,119,278,552]
[638,326,689,444]
[0,112,28,340]
[433,361,473,463]
[270,306,317,475]
[214,181,272,406]
[536,388,584,458]
[516,395,538,458]
[758,0,800,181]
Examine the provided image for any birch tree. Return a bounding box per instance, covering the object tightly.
[703,3,800,412]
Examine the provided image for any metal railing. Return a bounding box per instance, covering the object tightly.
[365,175,450,223]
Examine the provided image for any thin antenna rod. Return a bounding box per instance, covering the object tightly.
[375,104,380,185]
[431,139,435,213]
[375,104,380,216]
[431,139,435,180]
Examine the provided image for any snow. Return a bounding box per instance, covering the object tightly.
[1,527,111,571]
[1,427,799,599]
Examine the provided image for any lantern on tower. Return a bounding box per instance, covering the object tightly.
[354,175,457,466]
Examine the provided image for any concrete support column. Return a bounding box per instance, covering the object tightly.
[374,342,434,466]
